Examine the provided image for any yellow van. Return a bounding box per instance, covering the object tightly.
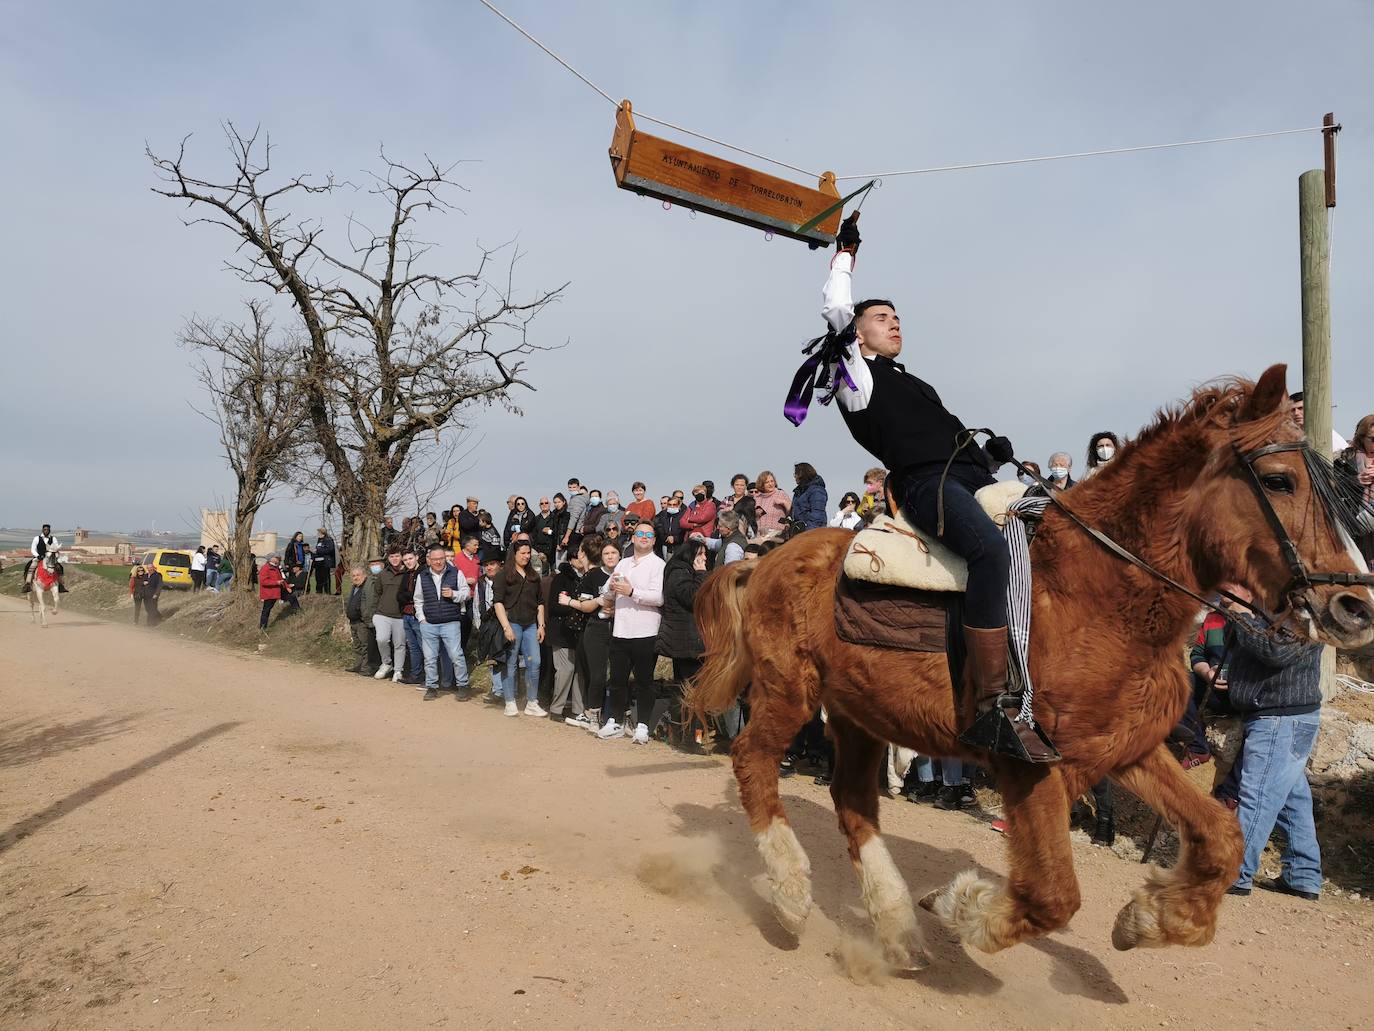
[139,550,195,588]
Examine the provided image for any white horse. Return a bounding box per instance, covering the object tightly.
[27,553,62,626]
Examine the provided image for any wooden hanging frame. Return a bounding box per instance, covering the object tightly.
[608,100,841,246]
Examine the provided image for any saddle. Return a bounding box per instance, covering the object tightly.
[834,480,1027,653]
[842,480,1027,592]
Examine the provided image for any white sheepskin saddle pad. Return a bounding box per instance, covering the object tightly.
[843,480,1028,592]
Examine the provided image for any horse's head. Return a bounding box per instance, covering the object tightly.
[1187,363,1374,648]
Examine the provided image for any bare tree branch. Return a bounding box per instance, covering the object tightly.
[151,126,567,565]
[180,299,311,589]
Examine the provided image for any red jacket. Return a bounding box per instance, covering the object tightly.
[678,498,718,539]
[259,563,284,600]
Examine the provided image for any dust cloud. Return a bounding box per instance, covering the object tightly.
[636,834,725,897]
[833,933,893,985]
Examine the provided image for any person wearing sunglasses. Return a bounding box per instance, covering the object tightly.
[599,522,666,743]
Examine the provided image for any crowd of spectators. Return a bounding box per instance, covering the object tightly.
[327,466,848,746]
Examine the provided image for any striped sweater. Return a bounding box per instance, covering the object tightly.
[1225,614,1323,717]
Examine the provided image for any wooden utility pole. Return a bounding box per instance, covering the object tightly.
[1300,113,1340,460]
[1299,167,1332,458]
[1301,113,1341,699]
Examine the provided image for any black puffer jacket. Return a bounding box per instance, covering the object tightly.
[655,542,713,658]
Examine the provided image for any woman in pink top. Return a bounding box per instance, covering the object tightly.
[752,470,792,534]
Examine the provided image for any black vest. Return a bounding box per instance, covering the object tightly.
[417,566,464,623]
[35,534,54,557]
[839,356,992,486]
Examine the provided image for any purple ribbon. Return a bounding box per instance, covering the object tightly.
[783,346,857,427]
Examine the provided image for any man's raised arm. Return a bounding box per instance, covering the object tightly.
[821,212,861,332]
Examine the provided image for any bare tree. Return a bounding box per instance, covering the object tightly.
[183,300,310,591]
[149,124,567,564]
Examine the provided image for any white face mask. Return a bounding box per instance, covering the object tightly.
[589,496,602,506]
[369,564,383,574]
[607,502,620,512]
[1096,445,1115,461]
[1050,467,1069,480]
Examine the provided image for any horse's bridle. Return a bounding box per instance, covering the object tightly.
[1235,440,1374,606]
[1004,436,1374,627]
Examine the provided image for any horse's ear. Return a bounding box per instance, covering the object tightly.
[1240,364,1288,422]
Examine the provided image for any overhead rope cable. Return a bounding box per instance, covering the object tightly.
[833,126,1333,180]
[477,0,1334,184]
[474,0,822,178]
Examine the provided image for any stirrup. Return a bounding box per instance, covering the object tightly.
[958,694,1061,764]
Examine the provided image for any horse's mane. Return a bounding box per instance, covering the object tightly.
[1062,374,1298,557]
[1129,376,1295,458]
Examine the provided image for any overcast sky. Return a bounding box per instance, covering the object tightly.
[3,1,1372,535]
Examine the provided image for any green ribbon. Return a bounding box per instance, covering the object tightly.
[794,179,877,237]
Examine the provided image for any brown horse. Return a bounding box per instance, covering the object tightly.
[689,365,1374,968]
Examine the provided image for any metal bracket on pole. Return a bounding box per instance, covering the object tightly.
[1322,112,1340,208]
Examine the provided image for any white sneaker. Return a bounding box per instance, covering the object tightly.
[596,720,624,740]
[632,723,650,745]
[392,670,405,684]
[504,700,519,717]
[565,713,594,730]
[374,664,393,680]
[523,701,548,718]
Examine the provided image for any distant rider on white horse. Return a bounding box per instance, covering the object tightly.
[24,524,61,592]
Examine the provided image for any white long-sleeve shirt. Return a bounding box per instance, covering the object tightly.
[31,534,57,557]
[610,550,665,639]
[819,251,875,414]
[413,566,471,623]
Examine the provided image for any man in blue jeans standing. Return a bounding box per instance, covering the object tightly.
[413,544,470,702]
[1224,612,1325,901]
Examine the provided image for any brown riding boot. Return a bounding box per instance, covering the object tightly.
[957,625,1060,764]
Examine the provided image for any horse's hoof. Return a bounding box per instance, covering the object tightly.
[1112,897,1160,951]
[917,887,940,914]
[771,889,812,937]
[882,933,931,971]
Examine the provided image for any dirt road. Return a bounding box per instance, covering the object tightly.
[2,598,1371,1029]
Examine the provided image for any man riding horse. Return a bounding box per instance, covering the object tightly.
[794,212,1055,763]
[23,523,63,593]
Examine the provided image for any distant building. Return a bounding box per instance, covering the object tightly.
[62,527,136,565]
[200,508,279,558]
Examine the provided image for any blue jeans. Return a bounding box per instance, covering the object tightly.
[913,756,970,786]
[499,622,541,702]
[403,614,424,680]
[1233,711,1322,893]
[420,620,469,691]
[898,473,1008,628]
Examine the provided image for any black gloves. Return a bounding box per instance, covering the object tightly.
[985,435,1015,466]
[836,211,861,255]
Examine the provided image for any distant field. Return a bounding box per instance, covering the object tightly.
[71,563,135,585]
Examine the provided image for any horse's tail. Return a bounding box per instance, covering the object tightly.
[686,560,756,721]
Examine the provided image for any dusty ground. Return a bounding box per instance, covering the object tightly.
[2,598,1372,1030]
